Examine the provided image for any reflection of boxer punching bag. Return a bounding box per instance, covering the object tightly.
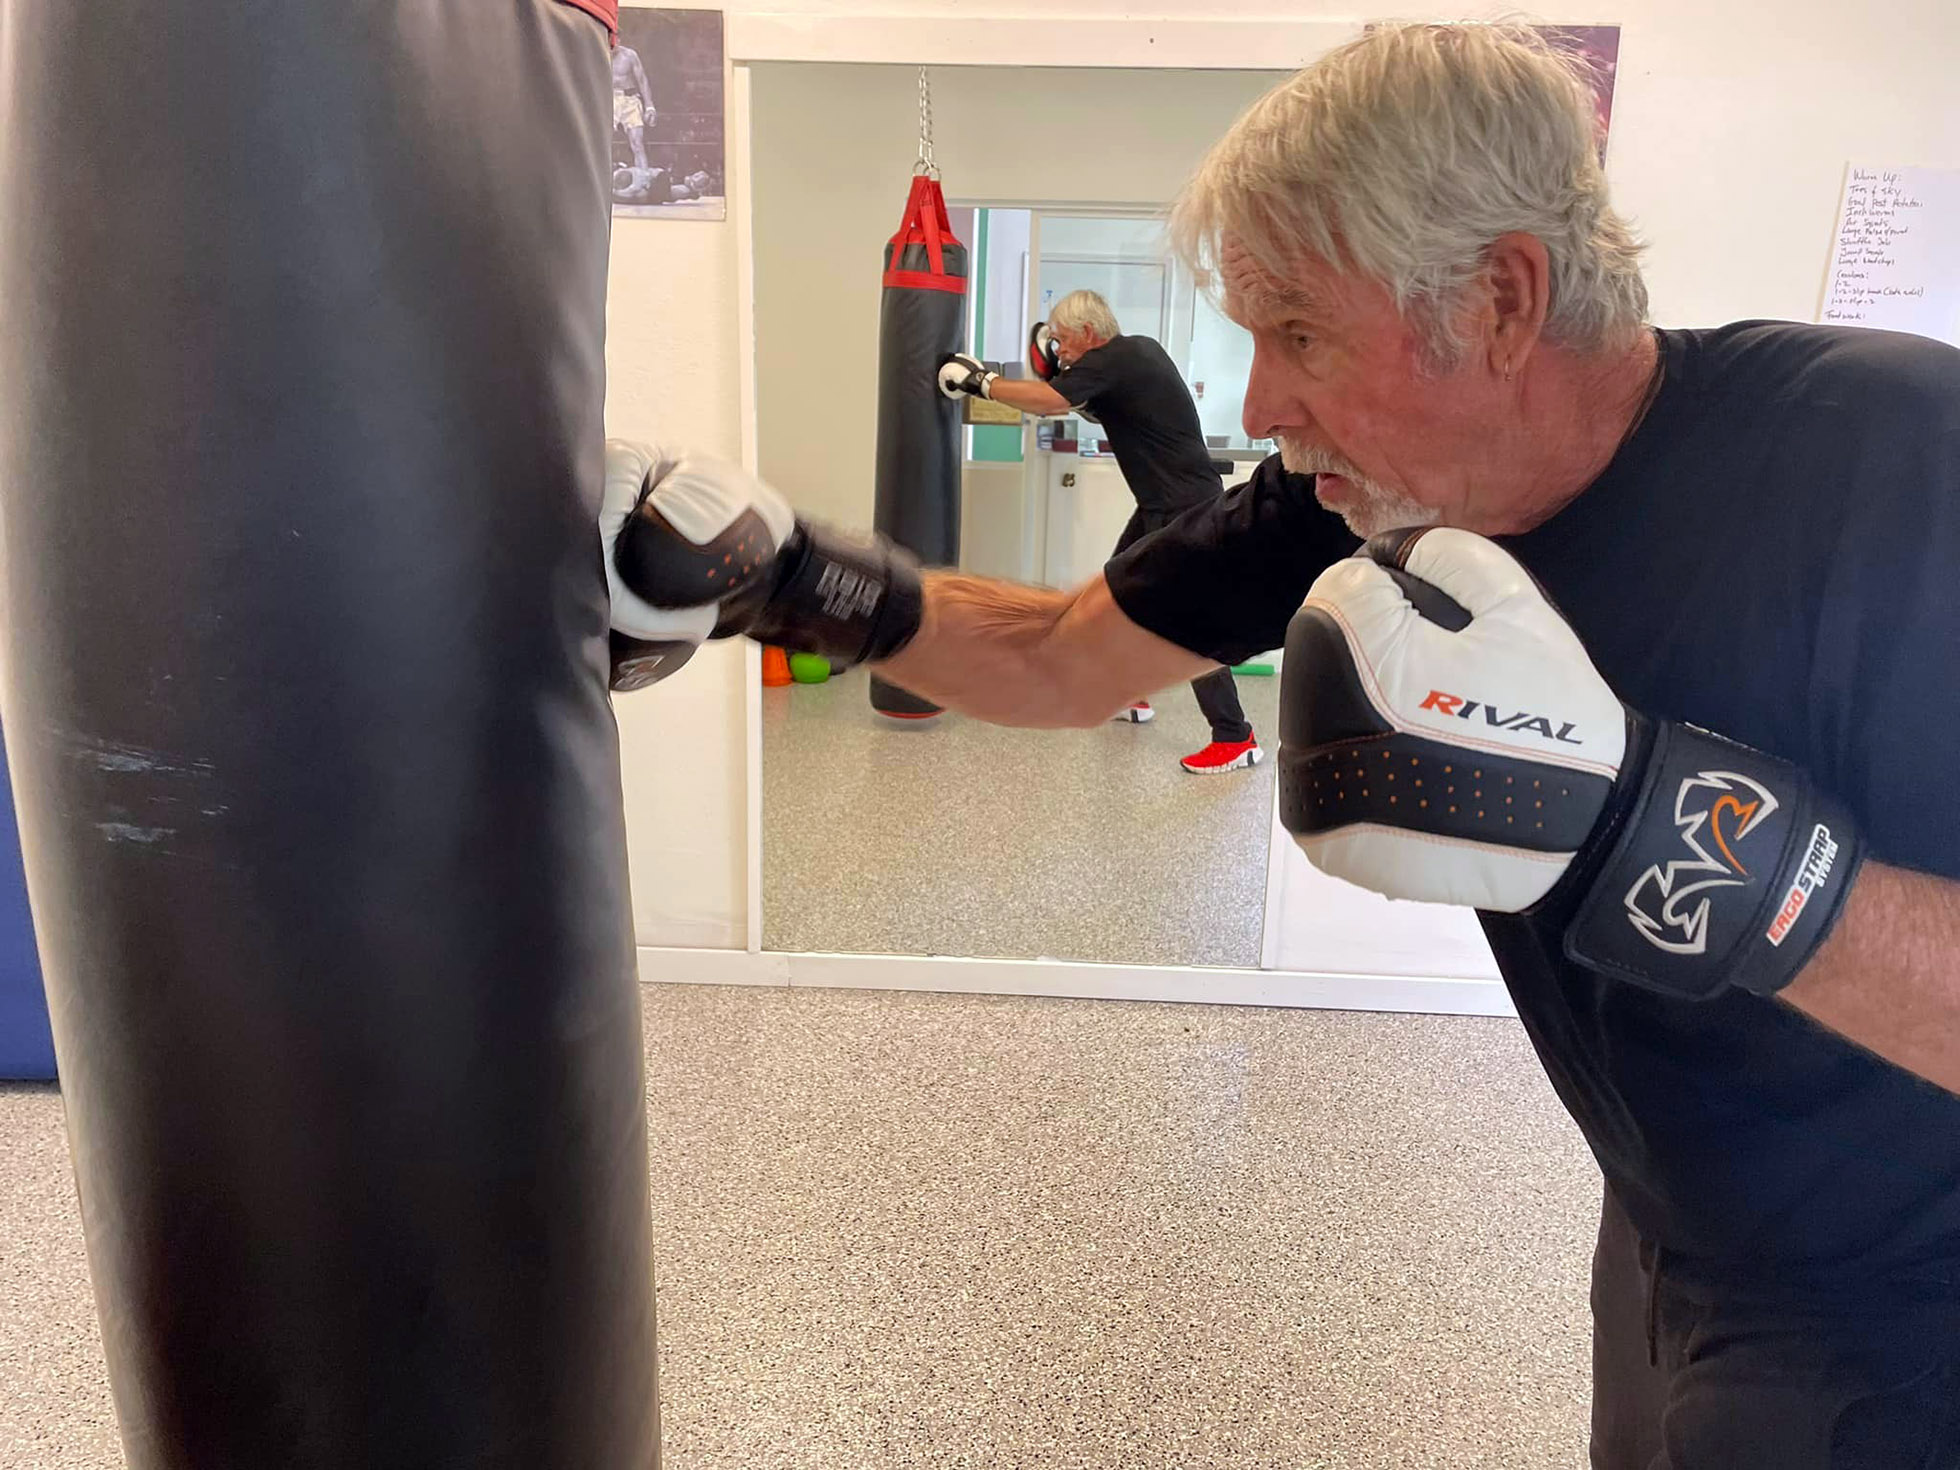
[870,166,967,719]
[0,2,659,1466]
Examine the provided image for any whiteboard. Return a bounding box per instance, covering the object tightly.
[1819,164,1960,347]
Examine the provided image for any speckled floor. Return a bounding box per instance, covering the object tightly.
[2,982,1600,1469]
[763,667,1282,967]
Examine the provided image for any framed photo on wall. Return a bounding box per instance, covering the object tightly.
[1539,25,1623,159]
[612,7,726,220]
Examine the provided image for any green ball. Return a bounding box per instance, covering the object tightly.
[788,652,831,684]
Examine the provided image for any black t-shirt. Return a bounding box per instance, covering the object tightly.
[1106,321,1960,1294]
[1052,334,1223,513]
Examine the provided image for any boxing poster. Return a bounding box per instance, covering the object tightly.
[1538,25,1623,161]
[612,7,726,220]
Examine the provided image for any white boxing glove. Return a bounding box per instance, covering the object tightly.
[936,353,996,401]
[1278,527,1862,1001]
[601,438,794,690]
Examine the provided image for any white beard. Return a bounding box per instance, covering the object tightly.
[1279,439,1441,540]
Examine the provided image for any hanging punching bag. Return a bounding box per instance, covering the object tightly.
[870,172,968,719]
[0,1,659,1465]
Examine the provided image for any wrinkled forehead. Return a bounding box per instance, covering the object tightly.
[1218,235,1337,328]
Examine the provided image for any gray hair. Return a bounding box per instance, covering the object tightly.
[1048,289,1121,340]
[1169,22,1647,364]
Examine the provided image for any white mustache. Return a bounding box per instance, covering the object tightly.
[1277,436,1440,537]
[1277,439,1370,482]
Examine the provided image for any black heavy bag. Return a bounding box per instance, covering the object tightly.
[871,175,968,719]
[0,2,660,1466]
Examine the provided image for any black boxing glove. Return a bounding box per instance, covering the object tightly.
[603,439,923,692]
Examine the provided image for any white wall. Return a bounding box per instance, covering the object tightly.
[1036,216,1169,257]
[612,0,1960,958]
[605,106,751,950]
[1602,0,1960,330]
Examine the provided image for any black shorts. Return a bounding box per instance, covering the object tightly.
[1590,1189,1960,1468]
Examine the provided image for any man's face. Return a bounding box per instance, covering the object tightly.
[1225,240,1498,538]
[1052,324,1102,368]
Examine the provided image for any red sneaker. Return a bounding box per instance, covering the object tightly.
[1111,702,1156,724]
[1180,736,1263,774]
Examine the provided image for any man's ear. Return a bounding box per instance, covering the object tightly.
[1483,232,1551,379]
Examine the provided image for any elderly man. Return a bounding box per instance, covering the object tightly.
[607,22,1960,1465]
[940,288,1261,773]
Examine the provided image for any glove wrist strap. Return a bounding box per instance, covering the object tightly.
[1563,721,1864,999]
[726,522,924,667]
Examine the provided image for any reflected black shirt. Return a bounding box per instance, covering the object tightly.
[1054,335,1223,514]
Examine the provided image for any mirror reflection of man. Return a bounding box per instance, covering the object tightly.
[611,42,655,173]
[939,291,1261,774]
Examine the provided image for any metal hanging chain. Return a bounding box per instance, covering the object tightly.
[914,66,938,178]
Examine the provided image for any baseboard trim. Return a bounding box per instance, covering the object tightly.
[636,947,1514,1017]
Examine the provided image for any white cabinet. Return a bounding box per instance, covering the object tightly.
[1039,452,1134,588]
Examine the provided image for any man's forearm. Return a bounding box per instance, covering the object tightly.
[877,574,1081,725]
[986,378,1072,417]
[1782,861,1960,1094]
[876,572,1213,728]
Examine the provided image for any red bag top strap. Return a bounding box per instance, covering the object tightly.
[884,175,963,289]
[560,0,619,39]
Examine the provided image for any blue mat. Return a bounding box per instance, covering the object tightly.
[0,727,54,1080]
